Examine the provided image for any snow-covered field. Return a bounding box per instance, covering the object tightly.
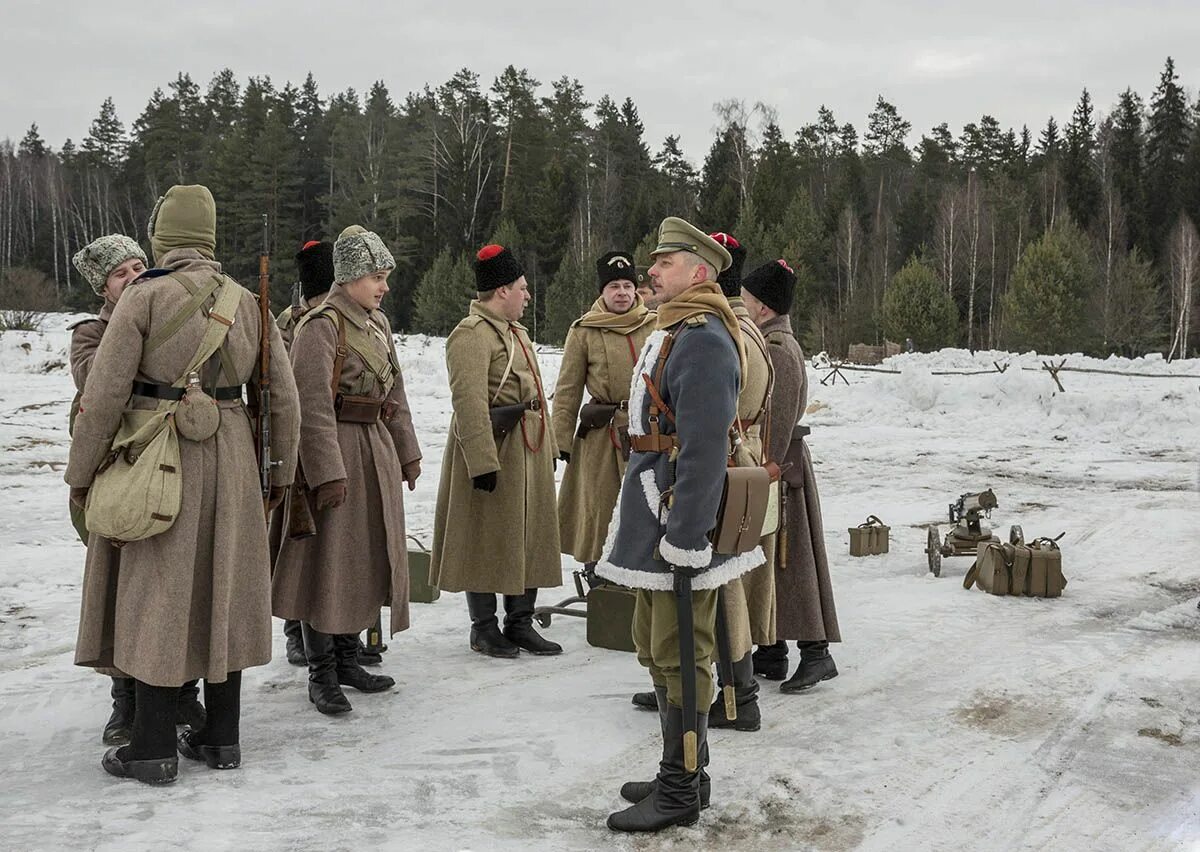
[1,315,1198,851]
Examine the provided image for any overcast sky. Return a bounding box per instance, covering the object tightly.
[3,1,1198,162]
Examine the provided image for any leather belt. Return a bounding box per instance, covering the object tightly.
[132,380,243,401]
[629,434,678,454]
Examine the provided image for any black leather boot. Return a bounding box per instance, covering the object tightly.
[284,619,306,666]
[631,691,657,710]
[334,634,395,693]
[619,686,711,809]
[176,679,206,731]
[608,706,707,832]
[502,589,562,655]
[781,641,838,693]
[104,680,179,784]
[303,623,352,714]
[752,640,789,681]
[101,677,135,745]
[709,653,761,731]
[467,593,519,658]
[177,671,242,769]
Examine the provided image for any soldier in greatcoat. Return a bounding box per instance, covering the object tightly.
[741,261,842,692]
[65,184,300,784]
[429,244,563,658]
[552,250,655,575]
[268,240,333,667]
[597,217,763,833]
[69,234,206,743]
[272,226,422,715]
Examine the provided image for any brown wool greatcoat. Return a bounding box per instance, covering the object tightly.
[68,302,124,678]
[64,249,301,686]
[760,314,840,643]
[271,286,421,637]
[552,303,654,565]
[430,300,562,595]
[720,299,776,660]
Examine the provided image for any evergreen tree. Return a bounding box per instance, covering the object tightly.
[881,256,957,349]
[543,249,593,343]
[413,249,473,335]
[1145,57,1192,256]
[1110,88,1147,249]
[1063,89,1100,229]
[1002,223,1094,352]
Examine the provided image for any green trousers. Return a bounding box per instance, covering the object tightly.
[632,587,717,710]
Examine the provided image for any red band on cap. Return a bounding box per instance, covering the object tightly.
[777,258,794,273]
[709,232,740,249]
[301,240,321,251]
[477,244,505,261]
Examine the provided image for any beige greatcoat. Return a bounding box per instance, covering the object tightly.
[65,249,300,687]
[761,314,841,643]
[430,300,562,595]
[272,286,421,637]
[721,299,776,660]
[552,301,654,564]
[68,302,124,678]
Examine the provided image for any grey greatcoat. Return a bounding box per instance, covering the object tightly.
[65,250,301,686]
[596,315,763,590]
[760,314,840,643]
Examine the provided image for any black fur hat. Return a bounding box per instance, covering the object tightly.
[296,240,334,301]
[596,250,637,291]
[475,244,524,291]
[742,259,797,315]
[709,231,747,298]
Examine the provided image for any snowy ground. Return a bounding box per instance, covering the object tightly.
[1,316,1198,851]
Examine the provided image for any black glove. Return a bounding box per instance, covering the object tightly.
[472,471,498,493]
[559,452,571,465]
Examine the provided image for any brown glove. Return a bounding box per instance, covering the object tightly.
[315,479,348,511]
[402,460,421,492]
[266,486,287,511]
[69,486,89,508]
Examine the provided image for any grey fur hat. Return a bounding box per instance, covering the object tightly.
[72,235,148,295]
[333,225,395,284]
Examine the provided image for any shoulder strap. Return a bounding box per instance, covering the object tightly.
[491,325,518,405]
[329,310,348,401]
[171,277,243,389]
[146,273,222,354]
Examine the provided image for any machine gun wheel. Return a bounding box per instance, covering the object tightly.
[926,526,943,577]
[1009,525,1025,546]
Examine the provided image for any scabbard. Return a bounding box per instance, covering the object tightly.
[363,612,385,654]
[714,586,737,721]
[674,568,698,772]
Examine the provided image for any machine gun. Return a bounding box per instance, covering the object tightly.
[926,488,1022,577]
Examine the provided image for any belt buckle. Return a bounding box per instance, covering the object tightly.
[529,399,541,411]
[618,400,629,411]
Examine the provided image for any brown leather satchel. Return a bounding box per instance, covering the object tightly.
[335,393,383,424]
[490,401,532,443]
[576,402,620,438]
[709,462,782,556]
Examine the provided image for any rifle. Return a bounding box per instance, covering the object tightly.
[674,567,699,773]
[256,213,276,512]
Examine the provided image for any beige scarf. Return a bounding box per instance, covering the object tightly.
[655,280,747,382]
[575,295,654,334]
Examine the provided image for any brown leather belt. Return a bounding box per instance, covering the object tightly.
[592,399,629,410]
[335,393,383,424]
[735,417,761,432]
[629,434,678,454]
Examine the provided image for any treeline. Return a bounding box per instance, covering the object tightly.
[1,59,1198,356]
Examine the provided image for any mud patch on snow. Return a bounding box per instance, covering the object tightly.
[1138,727,1184,747]
[953,691,1052,738]
[702,774,867,850]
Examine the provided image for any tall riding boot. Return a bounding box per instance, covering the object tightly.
[101,676,135,745]
[631,690,657,710]
[467,592,518,658]
[334,634,395,693]
[608,706,708,832]
[176,679,206,731]
[178,671,242,769]
[619,686,711,809]
[502,589,562,655]
[102,680,179,785]
[303,623,352,714]
[752,640,789,681]
[781,640,838,693]
[283,619,306,666]
[709,652,761,731]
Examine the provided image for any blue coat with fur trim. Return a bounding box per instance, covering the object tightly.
[595,315,765,590]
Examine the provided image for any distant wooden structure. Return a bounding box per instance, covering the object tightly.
[846,340,902,365]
